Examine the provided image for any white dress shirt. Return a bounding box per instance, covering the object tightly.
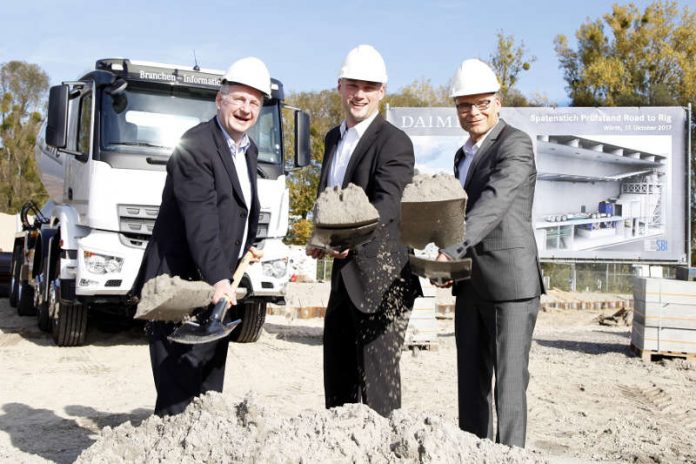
[328,112,379,188]
[216,117,252,258]
[457,121,499,187]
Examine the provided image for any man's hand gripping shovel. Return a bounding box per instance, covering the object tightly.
[168,251,255,345]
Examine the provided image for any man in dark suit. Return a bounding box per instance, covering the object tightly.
[438,59,545,447]
[133,57,268,416]
[306,45,420,417]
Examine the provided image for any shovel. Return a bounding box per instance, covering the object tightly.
[308,218,379,252]
[400,197,467,249]
[167,251,254,345]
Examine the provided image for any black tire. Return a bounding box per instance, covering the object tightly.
[9,246,22,308]
[229,300,267,343]
[17,282,36,316]
[0,253,11,298]
[36,294,50,332]
[50,280,88,346]
[37,237,58,332]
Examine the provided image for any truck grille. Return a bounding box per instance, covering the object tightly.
[118,204,159,236]
[257,211,271,239]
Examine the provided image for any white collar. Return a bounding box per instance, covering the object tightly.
[462,120,500,153]
[216,116,250,152]
[339,111,379,139]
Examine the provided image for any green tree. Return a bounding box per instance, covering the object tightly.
[383,79,450,108]
[489,31,536,106]
[554,0,696,106]
[0,61,49,212]
[283,89,342,227]
[285,218,313,245]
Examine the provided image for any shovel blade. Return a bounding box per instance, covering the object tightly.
[400,198,467,249]
[167,318,242,345]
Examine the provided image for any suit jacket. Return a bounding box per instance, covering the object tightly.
[450,119,544,302]
[133,117,260,295]
[318,115,418,313]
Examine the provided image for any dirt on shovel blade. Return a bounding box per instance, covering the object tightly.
[314,183,379,228]
[134,275,214,322]
[401,173,467,249]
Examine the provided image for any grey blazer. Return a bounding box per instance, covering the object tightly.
[446,119,544,302]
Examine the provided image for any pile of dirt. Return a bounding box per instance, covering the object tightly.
[314,183,379,227]
[76,392,546,464]
[402,173,466,203]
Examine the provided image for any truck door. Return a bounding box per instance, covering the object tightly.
[63,82,94,223]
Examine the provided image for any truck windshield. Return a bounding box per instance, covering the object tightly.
[100,84,282,165]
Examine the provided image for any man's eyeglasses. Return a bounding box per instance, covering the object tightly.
[455,98,495,114]
[221,94,261,110]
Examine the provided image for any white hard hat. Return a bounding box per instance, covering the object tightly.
[222,57,271,97]
[449,59,500,98]
[338,44,388,84]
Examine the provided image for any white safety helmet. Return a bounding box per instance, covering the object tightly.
[338,44,388,84]
[222,57,271,98]
[449,59,500,98]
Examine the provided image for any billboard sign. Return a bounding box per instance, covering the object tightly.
[386,106,689,263]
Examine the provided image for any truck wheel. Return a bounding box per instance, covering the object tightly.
[229,300,267,343]
[36,283,51,332]
[17,282,36,316]
[50,279,87,346]
[0,253,11,298]
[9,246,22,308]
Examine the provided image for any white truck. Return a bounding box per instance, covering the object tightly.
[8,58,310,346]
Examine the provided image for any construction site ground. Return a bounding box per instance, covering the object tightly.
[0,283,694,464]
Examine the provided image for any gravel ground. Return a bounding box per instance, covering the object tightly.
[0,285,694,463]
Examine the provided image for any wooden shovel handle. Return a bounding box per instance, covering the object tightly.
[230,250,254,293]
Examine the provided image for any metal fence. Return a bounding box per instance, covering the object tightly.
[541,262,677,293]
[314,259,677,293]
[316,257,334,282]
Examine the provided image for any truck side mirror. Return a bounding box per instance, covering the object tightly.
[46,85,69,149]
[294,110,311,168]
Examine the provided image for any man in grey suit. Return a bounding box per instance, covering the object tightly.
[438,59,545,447]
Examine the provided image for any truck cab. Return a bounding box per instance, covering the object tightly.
[11,58,310,346]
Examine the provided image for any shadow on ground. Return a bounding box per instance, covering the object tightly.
[0,403,150,464]
[263,322,323,346]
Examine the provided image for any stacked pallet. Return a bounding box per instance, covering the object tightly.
[404,282,439,351]
[541,289,633,311]
[631,277,696,362]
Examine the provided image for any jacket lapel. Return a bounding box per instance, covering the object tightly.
[211,118,246,207]
[464,119,507,188]
[246,142,259,207]
[341,115,384,188]
[319,127,341,191]
[453,147,465,179]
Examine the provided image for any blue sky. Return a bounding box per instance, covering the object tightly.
[1,0,682,105]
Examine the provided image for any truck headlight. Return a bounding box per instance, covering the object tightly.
[84,251,124,274]
[262,259,287,279]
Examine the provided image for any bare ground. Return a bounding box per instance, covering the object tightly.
[0,289,694,464]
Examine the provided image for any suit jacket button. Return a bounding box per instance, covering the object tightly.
[235,240,241,245]
[240,211,247,218]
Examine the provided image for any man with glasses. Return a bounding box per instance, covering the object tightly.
[133,57,267,416]
[306,44,420,417]
[437,58,544,447]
